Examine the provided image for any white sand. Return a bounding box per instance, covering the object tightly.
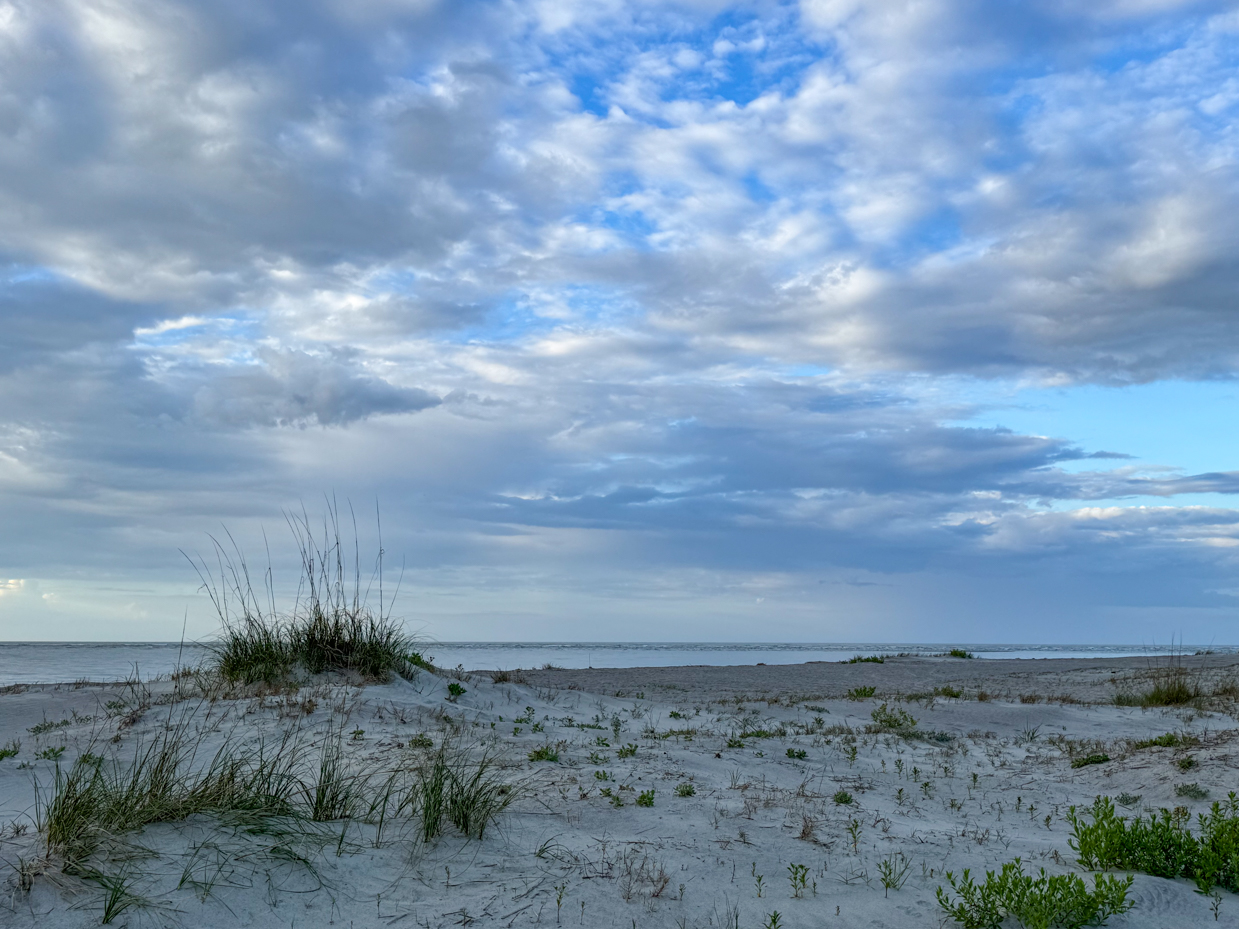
[1,656,1237,927]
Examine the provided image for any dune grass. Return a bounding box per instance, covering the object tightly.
[190,502,425,684]
[38,712,516,876]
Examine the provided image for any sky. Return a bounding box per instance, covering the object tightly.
[2,0,1239,644]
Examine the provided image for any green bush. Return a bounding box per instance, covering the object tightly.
[832,790,853,805]
[936,859,1133,929]
[948,649,975,659]
[786,748,807,760]
[870,703,916,732]
[1069,794,1239,893]
[636,789,654,807]
[675,782,695,797]
[844,654,884,664]
[527,746,559,763]
[846,685,877,700]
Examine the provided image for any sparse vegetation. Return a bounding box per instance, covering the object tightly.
[846,685,877,700]
[947,649,975,659]
[1070,753,1110,769]
[844,654,885,664]
[675,782,695,797]
[868,703,916,733]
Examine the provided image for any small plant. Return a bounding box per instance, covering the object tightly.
[1178,756,1197,771]
[846,818,862,852]
[877,852,910,897]
[407,732,434,749]
[28,718,72,736]
[727,736,745,749]
[528,745,559,762]
[0,740,19,761]
[595,769,612,781]
[668,710,685,719]
[636,789,655,807]
[1015,725,1041,745]
[1115,792,1142,807]
[675,782,695,797]
[1070,753,1110,769]
[1130,731,1197,750]
[786,748,807,760]
[833,790,854,806]
[845,743,858,766]
[870,703,916,732]
[609,792,623,808]
[616,743,637,758]
[763,910,782,929]
[844,654,884,664]
[447,682,466,702]
[948,649,975,659]
[935,685,963,698]
[588,751,608,765]
[936,859,1133,929]
[788,863,808,898]
[36,746,66,761]
[1176,783,1209,800]
[846,685,877,700]
[350,728,365,741]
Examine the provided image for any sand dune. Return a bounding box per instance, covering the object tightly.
[1,656,1237,927]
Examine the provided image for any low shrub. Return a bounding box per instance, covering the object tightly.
[936,859,1133,929]
[947,649,975,659]
[675,782,695,797]
[869,703,916,733]
[527,746,559,763]
[1069,794,1239,893]
[843,654,884,664]
[846,685,877,700]
[832,790,853,806]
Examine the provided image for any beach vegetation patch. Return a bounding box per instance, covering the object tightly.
[1129,731,1197,751]
[868,704,916,733]
[846,686,876,700]
[190,502,421,685]
[1069,794,1239,893]
[843,654,884,664]
[0,739,19,761]
[937,859,1133,929]
[1070,754,1110,769]
[947,649,976,659]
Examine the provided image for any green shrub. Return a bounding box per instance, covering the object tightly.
[446,682,466,702]
[869,703,916,732]
[527,746,559,763]
[948,649,975,659]
[1069,794,1239,893]
[726,736,745,749]
[786,748,807,760]
[936,859,1133,929]
[1070,754,1110,769]
[636,790,654,807]
[844,654,884,664]
[1176,783,1209,801]
[0,740,18,761]
[616,743,637,759]
[935,685,963,698]
[675,782,695,797]
[846,685,877,700]
[833,790,853,805]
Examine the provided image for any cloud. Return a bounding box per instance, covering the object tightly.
[0,0,1237,639]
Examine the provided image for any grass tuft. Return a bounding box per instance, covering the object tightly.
[937,859,1132,929]
[190,502,422,685]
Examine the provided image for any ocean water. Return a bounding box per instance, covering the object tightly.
[0,641,1230,685]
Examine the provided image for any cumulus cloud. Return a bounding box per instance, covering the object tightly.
[0,0,1237,639]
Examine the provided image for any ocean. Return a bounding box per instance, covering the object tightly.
[0,640,1229,685]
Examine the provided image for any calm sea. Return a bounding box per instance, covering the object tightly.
[0,641,1230,685]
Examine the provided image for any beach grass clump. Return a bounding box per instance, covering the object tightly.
[843,654,884,664]
[947,649,975,659]
[1113,666,1202,708]
[1129,731,1198,751]
[936,859,1133,929]
[406,741,514,843]
[846,685,876,700]
[1069,794,1239,893]
[41,724,306,867]
[192,503,422,685]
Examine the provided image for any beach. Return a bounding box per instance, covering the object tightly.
[2,654,1238,928]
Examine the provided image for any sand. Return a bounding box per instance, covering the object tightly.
[1,655,1237,928]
